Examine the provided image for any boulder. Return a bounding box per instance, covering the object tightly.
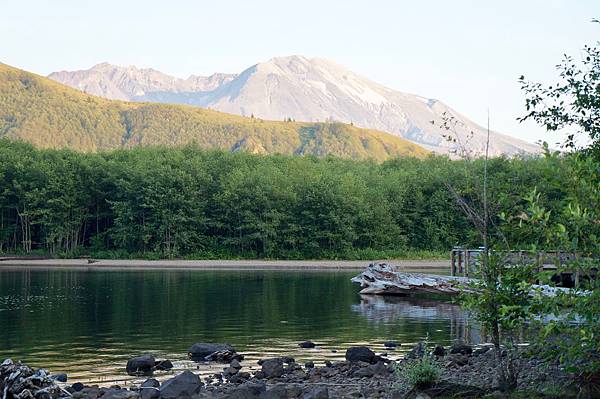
[205,350,243,363]
[51,373,68,382]
[304,361,315,369]
[230,359,242,369]
[188,343,235,359]
[345,346,376,363]
[140,379,160,399]
[301,386,329,399]
[384,341,399,348]
[298,341,316,348]
[154,360,173,371]
[261,358,284,379]
[101,388,137,399]
[159,370,202,399]
[224,381,267,398]
[257,356,294,365]
[126,354,155,374]
[72,382,85,392]
[473,346,490,355]
[450,343,473,355]
[433,345,446,357]
[405,342,426,359]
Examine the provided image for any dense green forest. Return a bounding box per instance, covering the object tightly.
[0,63,427,160]
[0,139,575,259]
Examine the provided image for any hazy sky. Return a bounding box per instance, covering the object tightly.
[2,0,599,144]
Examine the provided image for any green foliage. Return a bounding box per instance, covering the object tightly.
[0,63,427,161]
[397,352,442,388]
[519,43,600,155]
[0,140,562,259]
[511,39,600,392]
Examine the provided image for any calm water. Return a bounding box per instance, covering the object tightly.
[0,268,479,384]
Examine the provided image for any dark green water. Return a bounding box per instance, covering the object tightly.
[0,268,479,384]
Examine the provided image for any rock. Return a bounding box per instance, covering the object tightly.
[298,341,316,349]
[305,361,315,369]
[72,382,85,392]
[101,388,137,399]
[324,360,332,368]
[140,379,160,399]
[345,346,376,363]
[51,373,67,382]
[225,381,266,398]
[261,358,284,379]
[433,345,446,357]
[224,367,239,376]
[406,342,426,359]
[159,370,202,399]
[126,354,156,374]
[301,386,329,399]
[473,346,490,355]
[205,350,243,363]
[384,341,399,348]
[257,356,294,365]
[230,359,242,369]
[450,343,473,355]
[154,359,173,371]
[188,343,235,359]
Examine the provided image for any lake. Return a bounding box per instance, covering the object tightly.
[0,268,479,385]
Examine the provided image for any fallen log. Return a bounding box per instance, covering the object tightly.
[351,263,577,297]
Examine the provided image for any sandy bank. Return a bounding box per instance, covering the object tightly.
[0,258,449,271]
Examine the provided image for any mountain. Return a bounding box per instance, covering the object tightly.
[48,56,540,156]
[49,62,237,101]
[0,63,428,160]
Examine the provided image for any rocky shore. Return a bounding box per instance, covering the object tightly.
[0,342,579,399]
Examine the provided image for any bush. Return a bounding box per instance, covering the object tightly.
[397,353,442,388]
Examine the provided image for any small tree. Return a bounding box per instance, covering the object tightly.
[434,112,533,392]
[518,32,600,396]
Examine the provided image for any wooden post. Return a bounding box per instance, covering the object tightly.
[451,249,457,276]
[465,250,470,277]
[458,250,463,275]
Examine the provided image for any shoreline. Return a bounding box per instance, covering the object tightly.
[0,258,449,271]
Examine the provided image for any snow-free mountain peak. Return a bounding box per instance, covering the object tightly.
[48,56,540,156]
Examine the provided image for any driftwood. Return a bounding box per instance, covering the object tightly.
[351,263,577,297]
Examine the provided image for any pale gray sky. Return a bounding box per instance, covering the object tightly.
[2,0,599,144]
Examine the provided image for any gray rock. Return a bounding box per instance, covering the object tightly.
[384,341,399,348]
[101,388,137,399]
[51,373,67,382]
[301,386,329,399]
[140,379,160,399]
[159,370,202,399]
[405,342,426,359]
[126,354,155,374]
[188,343,235,359]
[345,347,376,363]
[450,343,473,355]
[433,345,446,357]
[298,341,316,349]
[261,358,284,379]
[230,359,242,369]
[154,360,173,371]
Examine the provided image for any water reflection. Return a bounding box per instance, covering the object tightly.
[352,294,481,344]
[0,268,479,384]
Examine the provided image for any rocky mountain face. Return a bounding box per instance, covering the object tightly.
[49,56,539,156]
[48,62,237,101]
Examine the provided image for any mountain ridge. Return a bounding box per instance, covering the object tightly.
[48,55,540,156]
[0,62,428,160]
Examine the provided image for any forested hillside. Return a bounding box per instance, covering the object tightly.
[0,63,427,160]
[0,140,571,259]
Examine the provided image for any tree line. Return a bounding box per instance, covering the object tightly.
[0,139,572,259]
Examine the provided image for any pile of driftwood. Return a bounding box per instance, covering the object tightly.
[351,263,575,297]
